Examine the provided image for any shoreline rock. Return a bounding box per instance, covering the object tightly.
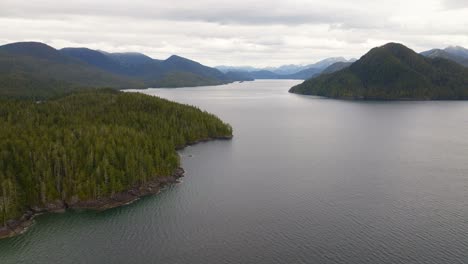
[0,167,185,239]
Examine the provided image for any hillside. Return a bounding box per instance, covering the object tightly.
[290,43,468,100]
[0,89,232,237]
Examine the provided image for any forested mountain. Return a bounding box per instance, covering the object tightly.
[0,90,232,235]
[0,42,143,99]
[0,41,236,99]
[290,43,468,100]
[104,52,155,66]
[62,48,230,86]
[421,47,468,67]
[60,48,126,74]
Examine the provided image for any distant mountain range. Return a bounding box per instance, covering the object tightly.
[216,57,357,80]
[290,43,468,100]
[420,46,468,67]
[219,45,468,84]
[2,41,468,100]
[0,42,235,98]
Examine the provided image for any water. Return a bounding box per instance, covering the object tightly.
[1,80,467,263]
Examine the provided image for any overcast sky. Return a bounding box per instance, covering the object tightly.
[1,0,467,67]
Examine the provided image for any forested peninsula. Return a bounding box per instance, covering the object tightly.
[0,90,233,238]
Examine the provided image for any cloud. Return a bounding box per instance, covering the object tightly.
[0,0,467,67]
[0,0,388,27]
[443,0,468,9]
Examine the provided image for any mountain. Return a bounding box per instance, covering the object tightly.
[287,58,356,79]
[223,67,325,81]
[284,67,323,79]
[162,55,228,82]
[223,70,278,80]
[421,46,468,67]
[290,43,468,100]
[0,41,70,62]
[224,71,255,81]
[61,48,230,87]
[216,65,259,73]
[104,52,155,66]
[305,57,351,71]
[283,59,356,79]
[248,70,282,79]
[216,58,353,75]
[60,47,125,73]
[320,61,354,75]
[0,42,143,98]
[217,57,354,80]
[0,41,235,98]
[269,64,310,75]
[444,46,468,59]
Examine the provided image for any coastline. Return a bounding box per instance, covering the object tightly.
[0,168,185,240]
[0,136,232,240]
[288,89,468,101]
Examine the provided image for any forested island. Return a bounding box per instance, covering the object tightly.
[290,43,468,100]
[0,90,233,238]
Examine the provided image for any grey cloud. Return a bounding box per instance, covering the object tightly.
[443,0,468,8]
[0,0,467,67]
[0,0,391,29]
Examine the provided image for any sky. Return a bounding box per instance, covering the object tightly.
[1,0,467,67]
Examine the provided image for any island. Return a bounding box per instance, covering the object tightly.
[289,43,468,100]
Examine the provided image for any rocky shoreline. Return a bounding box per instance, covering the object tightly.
[0,167,185,239]
[0,135,233,240]
[176,135,233,150]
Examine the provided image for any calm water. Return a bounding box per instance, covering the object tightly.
[1,80,467,263]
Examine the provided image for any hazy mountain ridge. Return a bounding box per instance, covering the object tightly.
[290,43,468,100]
[421,46,468,67]
[444,46,468,59]
[217,57,356,80]
[320,61,354,75]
